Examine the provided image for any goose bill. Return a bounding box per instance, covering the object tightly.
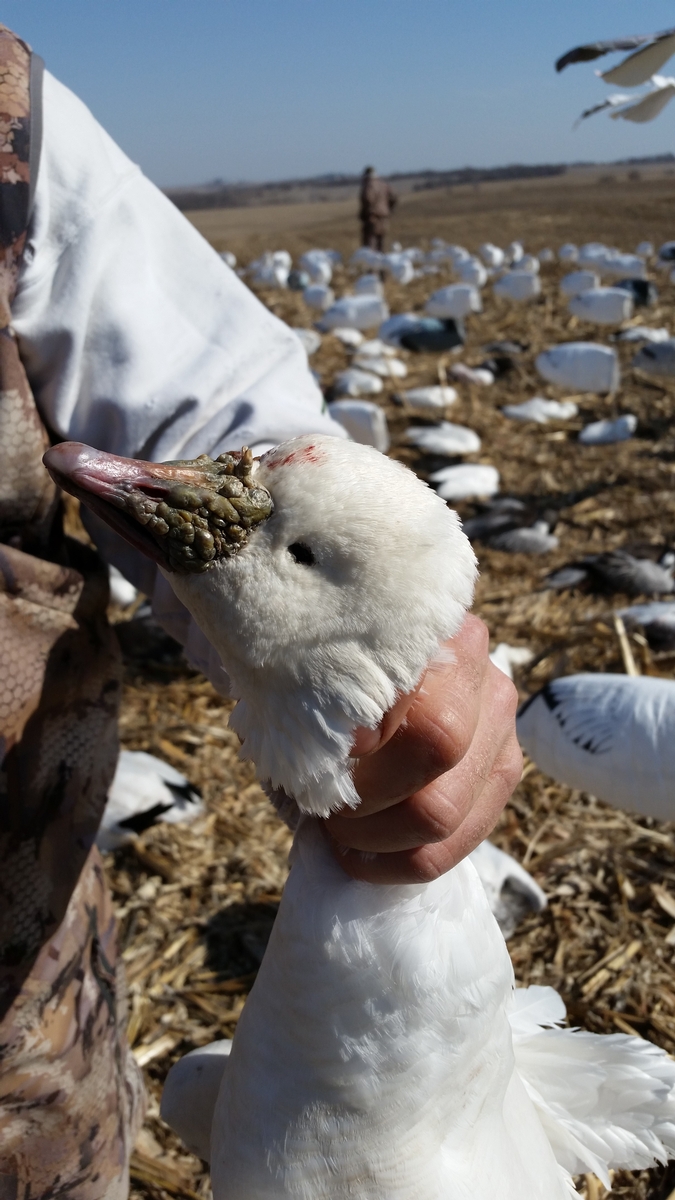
[43,441,273,574]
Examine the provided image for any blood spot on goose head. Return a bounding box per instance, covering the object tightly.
[264,444,326,470]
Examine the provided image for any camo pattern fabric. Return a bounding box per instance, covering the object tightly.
[0,25,145,1200]
[0,26,56,550]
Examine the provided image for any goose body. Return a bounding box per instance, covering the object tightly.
[208,822,566,1200]
[45,434,675,1198]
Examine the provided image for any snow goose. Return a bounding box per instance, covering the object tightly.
[556,27,675,86]
[517,674,675,821]
[45,436,675,1199]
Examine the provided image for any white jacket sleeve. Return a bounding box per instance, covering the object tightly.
[12,71,345,690]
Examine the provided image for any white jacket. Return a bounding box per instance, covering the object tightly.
[13,70,343,688]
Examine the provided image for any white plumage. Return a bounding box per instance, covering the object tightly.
[517,674,675,821]
[50,434,675,1199]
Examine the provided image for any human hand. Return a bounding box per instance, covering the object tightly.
[323,614,522,884]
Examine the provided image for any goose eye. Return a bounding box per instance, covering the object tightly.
[288,542,315,566]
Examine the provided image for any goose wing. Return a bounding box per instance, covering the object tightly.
[510,987,675,1187]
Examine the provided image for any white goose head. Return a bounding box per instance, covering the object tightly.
[45,435,476,817]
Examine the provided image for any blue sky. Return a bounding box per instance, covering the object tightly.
[4,2,675,187]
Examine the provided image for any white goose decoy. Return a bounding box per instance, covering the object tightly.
[502,397,579,424]
[517,674,675,822]
[567,287,633,326]
[536,343,620,394]
[404,422,481,457]
[45,436,675,1199]
[578,414,637,445]
[618,601,675,650]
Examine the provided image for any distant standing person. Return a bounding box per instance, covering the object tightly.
[359,166,397,252]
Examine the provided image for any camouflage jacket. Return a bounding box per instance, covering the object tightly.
[0,25,144,1200]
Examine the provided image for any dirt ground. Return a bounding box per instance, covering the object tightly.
[119,173,675,1200]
